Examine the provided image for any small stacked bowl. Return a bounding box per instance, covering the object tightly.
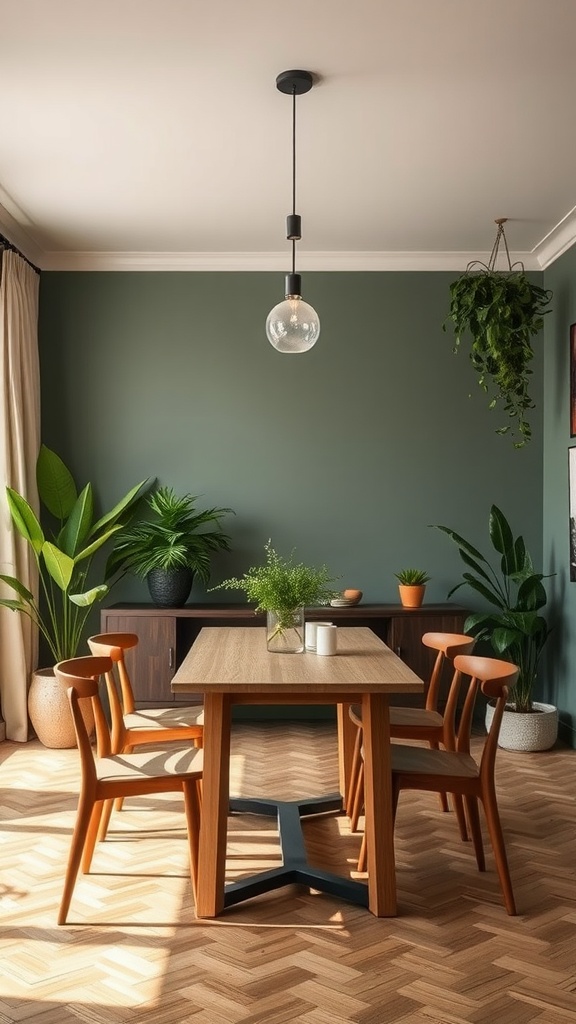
[330,589,363,607]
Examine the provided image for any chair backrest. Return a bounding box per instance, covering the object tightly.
[453,654,519,776]
[88,631,139,720]
[54,656,115,781]
[421,632,476,715]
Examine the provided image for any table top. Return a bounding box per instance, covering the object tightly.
[171,626,424,696]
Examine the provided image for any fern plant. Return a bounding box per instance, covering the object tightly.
[211,540,337,637]
[107,486,233,583]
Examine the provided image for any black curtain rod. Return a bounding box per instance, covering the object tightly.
[0,233,40,274]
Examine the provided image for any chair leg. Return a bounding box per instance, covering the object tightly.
[58,795,94,925]
[346,727,362,814]
[429,741,449,812]
[463,795,485,870]
[96,797,115,843]
[182,780,202,902]
[453,794,469,842]
[82,801,107,872]
[114,744,135,811]
[350,761,365,833]
[357,783,399,875]
[357,831,367,873]
[481,788,517,916]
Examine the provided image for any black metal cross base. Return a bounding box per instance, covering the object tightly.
[226,795,369,909]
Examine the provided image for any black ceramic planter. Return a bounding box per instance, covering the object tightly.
[146,567,194,607]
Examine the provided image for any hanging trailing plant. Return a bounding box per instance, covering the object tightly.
[444,219,553,448]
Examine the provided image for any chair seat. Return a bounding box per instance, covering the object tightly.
[97,746,203,783]
[350,704,443,731]
[390,707,443,730]
[391,744,478,779]
[123,706,204,731]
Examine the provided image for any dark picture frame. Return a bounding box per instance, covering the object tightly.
[571,324,576,436]
[570,447,576,580]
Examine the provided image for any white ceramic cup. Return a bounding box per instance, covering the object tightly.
[305,620,333,651]
[316,623,338,656]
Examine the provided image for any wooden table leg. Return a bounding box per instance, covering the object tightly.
[195,692,231,918]
[362,692,396,917]
[337,702,355,806]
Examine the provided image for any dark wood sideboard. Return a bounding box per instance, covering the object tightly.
[100,603,469,715]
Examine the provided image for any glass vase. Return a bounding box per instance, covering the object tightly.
[266,607,305,653]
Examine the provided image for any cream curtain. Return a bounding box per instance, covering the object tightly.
[0,249,40,741]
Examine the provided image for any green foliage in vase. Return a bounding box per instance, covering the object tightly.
[433,505,552,713]
[394,568,430,586]
[0,445,150,663]
[211,540,338,627]
[444,269,552,447]
[106,486,234,582]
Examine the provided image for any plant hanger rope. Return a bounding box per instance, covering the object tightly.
[466,218,523,276]
[488,218,514,272]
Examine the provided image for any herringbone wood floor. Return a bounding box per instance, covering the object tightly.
[1,721,575,1023]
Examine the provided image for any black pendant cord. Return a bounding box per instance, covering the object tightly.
[0,233,40,275]
[292,88,297,219]
[277,70,312,299]
[291,87,296,276]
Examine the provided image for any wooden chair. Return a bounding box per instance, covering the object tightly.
[358,654,519,915]
[87,632,204,816]
[347,632,476,836]
[87,632,204,751]
[54,655,203,925]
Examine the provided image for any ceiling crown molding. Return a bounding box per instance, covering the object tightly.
[1,199,570,273]
[0,202,45,268]
[532,206,576,269]
[36,248,543,272]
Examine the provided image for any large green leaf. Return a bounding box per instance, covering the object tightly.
[89,479,151,538]
[42,542,74,591]
[433,525,487,563]
[60,484,94,556]
[489,505,514,557]
[491,627,521,654]
[516,576,547,612]
[463,611,500,633]
[458,549,499,596]
[0,573,34,601]
[5,489,44,554]
[75,524,123,563]
[69,584,108,607]
[36,445,77,521]
[460,573,504,608]
[0,598,27,611]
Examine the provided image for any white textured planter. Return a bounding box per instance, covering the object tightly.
[485,700,559,752]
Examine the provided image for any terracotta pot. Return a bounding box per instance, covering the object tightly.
[398,584,426,608]
[28,667,94,748]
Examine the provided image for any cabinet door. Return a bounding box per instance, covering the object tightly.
[101,614,177,704]
[388,611,467,706]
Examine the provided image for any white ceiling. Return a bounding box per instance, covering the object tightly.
[2,0,576,272]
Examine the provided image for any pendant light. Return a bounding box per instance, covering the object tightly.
[266,69,320,353]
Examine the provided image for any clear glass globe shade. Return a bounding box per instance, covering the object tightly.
[266,297,320,353]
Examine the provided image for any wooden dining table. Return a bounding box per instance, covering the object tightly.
[171,625,424,918]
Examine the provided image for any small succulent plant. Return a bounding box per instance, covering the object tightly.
[394,568,431,586]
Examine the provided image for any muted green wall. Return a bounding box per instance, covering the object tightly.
[39,269,548,682]
[543,248,576,745]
